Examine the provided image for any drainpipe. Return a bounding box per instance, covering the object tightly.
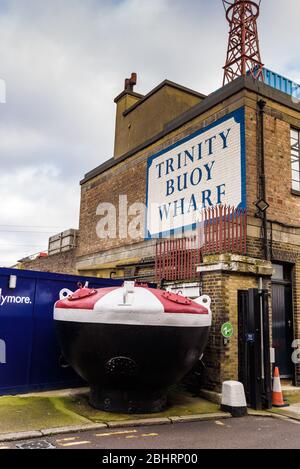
[258,99,270,261]
[258,277,265,381]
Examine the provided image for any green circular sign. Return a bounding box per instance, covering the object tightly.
[221,322,234,338]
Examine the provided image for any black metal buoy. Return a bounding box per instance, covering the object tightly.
[54,283,212,413]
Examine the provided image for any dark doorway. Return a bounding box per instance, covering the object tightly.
[272,264,294,379]
[238,289,272,410]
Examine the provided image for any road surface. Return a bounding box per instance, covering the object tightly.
[1,416,300,450]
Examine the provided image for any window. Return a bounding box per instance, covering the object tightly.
[291,128,300,192]
[272,264,284,281]
[272,263,292,282]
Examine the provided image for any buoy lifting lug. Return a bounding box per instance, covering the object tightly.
[162,291,192,305]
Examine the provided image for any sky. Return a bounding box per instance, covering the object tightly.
[0,0,300,267]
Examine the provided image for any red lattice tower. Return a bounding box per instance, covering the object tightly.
[223,0,264,85]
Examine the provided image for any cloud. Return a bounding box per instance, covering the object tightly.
[0,0,299,266]
[0,164,80,265]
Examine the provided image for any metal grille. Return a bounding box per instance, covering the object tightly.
[155,235,202,283]
[16,440,56,450]
[203,205,247,255]
[155,205,247,282]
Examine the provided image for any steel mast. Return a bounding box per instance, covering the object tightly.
[223,0,264,85]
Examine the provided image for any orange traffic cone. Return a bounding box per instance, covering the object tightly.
[272,367,289,408]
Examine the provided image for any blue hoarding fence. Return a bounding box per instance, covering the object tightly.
[0,268,123,396]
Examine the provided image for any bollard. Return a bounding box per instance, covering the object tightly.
[221,381,248,417]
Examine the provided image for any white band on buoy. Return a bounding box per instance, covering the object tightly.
[55,288,213,328]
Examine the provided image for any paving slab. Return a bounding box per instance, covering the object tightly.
[282,385,300,394]
[0,388,230,440]
[271,404,300,421]
[0,395,91,434]
[270,391,300,421]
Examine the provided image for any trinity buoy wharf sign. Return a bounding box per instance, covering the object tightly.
[146,107,246,238]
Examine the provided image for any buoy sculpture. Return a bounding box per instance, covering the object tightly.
[54,282,212,413]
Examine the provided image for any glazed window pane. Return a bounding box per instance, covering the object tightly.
[291,128,300,191]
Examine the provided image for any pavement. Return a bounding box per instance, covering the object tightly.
[0,387,228,442]
[270,388,300,422]
[1,385,300,445]
[1,416,300,450]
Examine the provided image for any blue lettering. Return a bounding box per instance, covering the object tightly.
[190,168,202,186]
[166,179,175,196]
[166,158,174,175]
[205,136,217,155]
[159,203,172,221]
[177,173,188,192]
[188,195,198,213]
[184,148,195,166]
[202,190,213,208]
[204,161,215,181]
[198,143,202,160]
[217,184,226,204]
[219,128,231,149]
[156,162,164,179]
[174,198,185,217]
[177,153,182,170]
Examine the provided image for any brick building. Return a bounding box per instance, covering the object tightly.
[23,72,300,400]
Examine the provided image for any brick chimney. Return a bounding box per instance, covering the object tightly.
[114,73,143,159]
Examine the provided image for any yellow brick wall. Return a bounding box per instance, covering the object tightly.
[78,91,246,259]
[202,271,258,391]
[245,92,300,225]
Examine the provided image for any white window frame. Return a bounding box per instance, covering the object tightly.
[291,128,300,192]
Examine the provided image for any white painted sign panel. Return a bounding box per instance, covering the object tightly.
[146,108,246,238]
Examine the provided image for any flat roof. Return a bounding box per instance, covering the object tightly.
[123,79,206,117]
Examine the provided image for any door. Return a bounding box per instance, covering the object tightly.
[238,289,272,410]
[272,279,294,379]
